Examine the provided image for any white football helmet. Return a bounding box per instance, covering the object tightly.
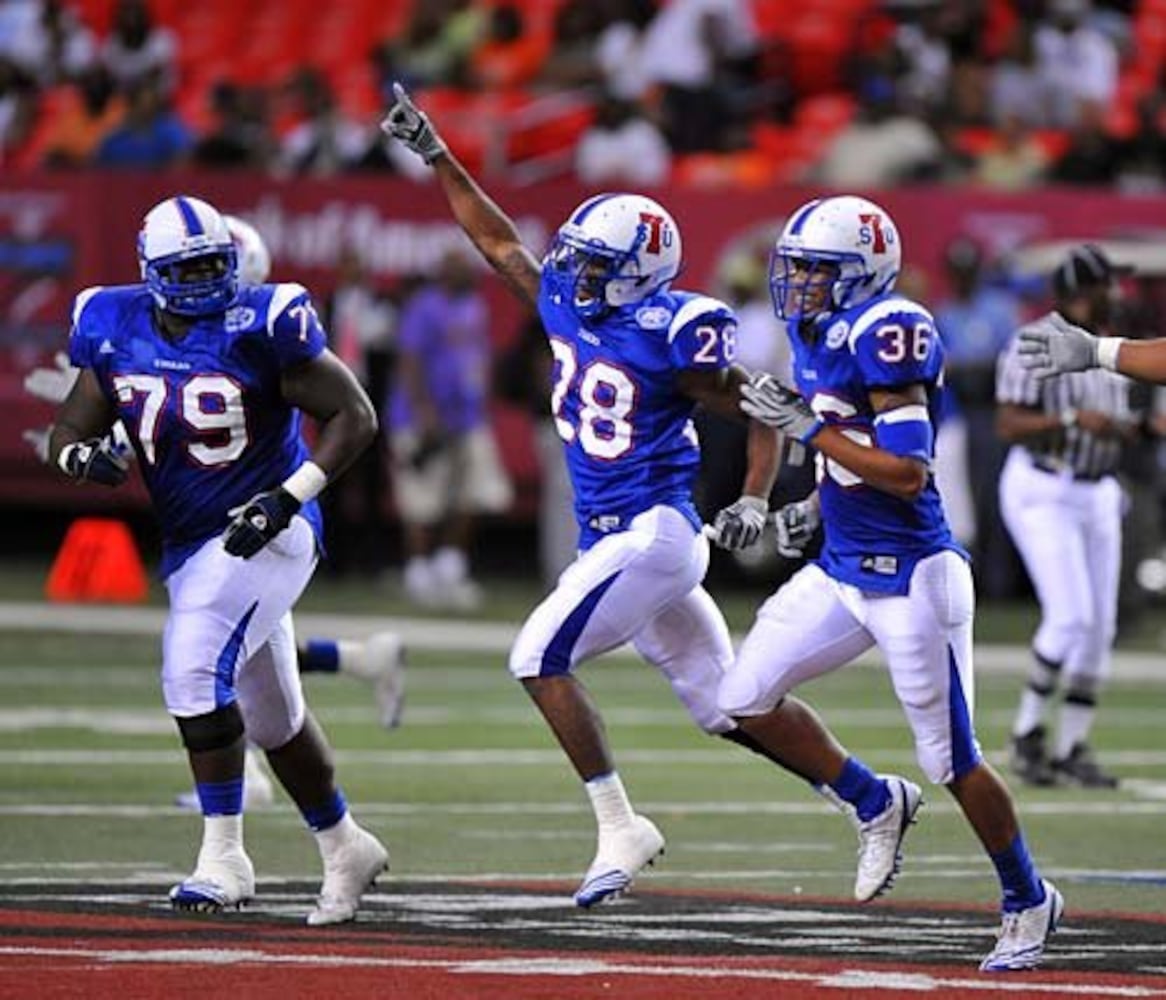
[770,195,901,324]
[543,193,682,321]
[224,215,272,286]
[137,195,238,316]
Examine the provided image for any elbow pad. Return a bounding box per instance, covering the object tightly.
[873,404,933,462]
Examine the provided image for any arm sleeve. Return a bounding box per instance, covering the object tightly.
[667,295,738,371]
[267,283,327,368]
[851,304,944,388]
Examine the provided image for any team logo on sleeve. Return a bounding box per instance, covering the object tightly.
[825,320,850,350]
[224,306,258,332]
[635,306,672,329]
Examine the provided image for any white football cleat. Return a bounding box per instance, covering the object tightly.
[354,633,407,730]
[980,879,1064,972]
[169,848,255,913]
[852,775,923,902]
[307,825,390,926]
[574,815,665,909]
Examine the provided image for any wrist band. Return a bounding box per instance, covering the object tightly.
[282,461,327,503]
[1097,338,1124,372]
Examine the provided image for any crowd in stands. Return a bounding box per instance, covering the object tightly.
[0,0,1162,190]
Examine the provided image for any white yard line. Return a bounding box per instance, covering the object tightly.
[1,600,1164,682]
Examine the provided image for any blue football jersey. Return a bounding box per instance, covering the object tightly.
[790,293,965,594]
[68,282,327,578]
[538,282,737,549]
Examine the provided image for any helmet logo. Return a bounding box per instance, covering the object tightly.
[858,213,888,254]
[638,212,667,255]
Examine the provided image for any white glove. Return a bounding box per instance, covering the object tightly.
[380,82,448,164]
[773,498,821,558]
[24,352,79,404]
[1016,311,1100,377]
[740,372,823,443]
[711,494,768,550]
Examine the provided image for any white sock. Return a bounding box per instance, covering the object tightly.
[1055,698,1096,761]
[1013,687,1052,738]
[315,811,358,855]
[585,772,635,834]
[431,546,469,586]
[201,814,243,856]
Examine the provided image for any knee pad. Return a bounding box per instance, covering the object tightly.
[176,703,244,753]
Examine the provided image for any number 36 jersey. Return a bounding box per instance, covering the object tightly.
[68,282,326,578]
[538,283,737,551]
[790,292,964,595]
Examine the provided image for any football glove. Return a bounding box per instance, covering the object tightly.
[57,436,131,486]
[773,498,821,558]
[740,372,823,443]
[24,351,79,404]
[1016,311,1101,378]
[223,487,301,559]
[712,494,768,551]
[380,82,448,164]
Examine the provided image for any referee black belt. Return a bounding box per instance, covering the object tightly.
[1031,458,1113,483]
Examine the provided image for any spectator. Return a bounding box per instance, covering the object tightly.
[536,0,606,90]
[192,81,273,169]
[386,248,513,609]
[279,68,369,176]
[388,0,485,90]
[0,56,37,164]
[1,0,96,86]
[1045,101,1120,186]
[1115,92,1166,193]
[1033,0,1118,128]
[469,3,546,91]
[92,71,192,168]
[575,92,671,187]
[100,0,178,95]
[38,63,124,167]
[639,0,760,152]
[990,23,1047,128]
[594,0,657,102]
[973,113,1050,190]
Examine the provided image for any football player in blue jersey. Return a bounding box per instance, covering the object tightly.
[383,86,925,911]
[726,195,1063,972]
[46,194,390,925]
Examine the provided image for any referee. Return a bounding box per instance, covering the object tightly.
[995,244,1137,788]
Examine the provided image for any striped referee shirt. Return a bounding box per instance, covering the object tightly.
[996,332,1135,480]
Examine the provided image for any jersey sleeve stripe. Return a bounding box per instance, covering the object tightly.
[845,297,935,352]
[667,295,729,344]
[874,403,930,426]
[266,282,308,336]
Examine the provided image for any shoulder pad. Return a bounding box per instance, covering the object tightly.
[71,286,106,329]
[667,294,734,344]
[846,296,935,353]
[266,282,310,336]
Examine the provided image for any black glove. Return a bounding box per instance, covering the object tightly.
[222,487,301,558]
[57,437,130,487]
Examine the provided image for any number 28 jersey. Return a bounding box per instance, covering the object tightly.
[791,292,964,595]
[538,282,737,550]
[68,282,326,578]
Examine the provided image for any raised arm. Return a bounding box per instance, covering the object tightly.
[382,83,542,309]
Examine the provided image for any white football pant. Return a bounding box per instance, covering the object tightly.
[162,515,316,749]
[509,504,735,734]
[719,551,980,785]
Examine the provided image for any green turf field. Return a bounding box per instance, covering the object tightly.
[1,560,1164,920]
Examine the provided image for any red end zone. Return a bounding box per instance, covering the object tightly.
[0,885,1164,1000]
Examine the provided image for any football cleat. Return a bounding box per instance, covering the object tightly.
[169,848,255,913]
[308,825,390,926]
[980,879,1064,972]
[852,775,923,902]
[1051,743,1119,789]
[1010,726,1058,788]
[574,814,665,909]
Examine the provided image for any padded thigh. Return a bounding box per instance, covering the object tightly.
[236,613,306,750]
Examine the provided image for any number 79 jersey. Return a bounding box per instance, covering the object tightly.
[67,282,326,578]
[791,292,963,595]
[539,284,737,550]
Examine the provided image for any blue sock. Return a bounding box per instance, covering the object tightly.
[196,778,244,816]
[302,789,348,832]
[990,833,1045,913]
[301,639,341,674]
[830,757,890,822]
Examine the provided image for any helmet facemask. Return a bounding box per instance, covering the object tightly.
[141,241,239,316]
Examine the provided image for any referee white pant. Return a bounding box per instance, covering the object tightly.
[999,447,1123,686]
